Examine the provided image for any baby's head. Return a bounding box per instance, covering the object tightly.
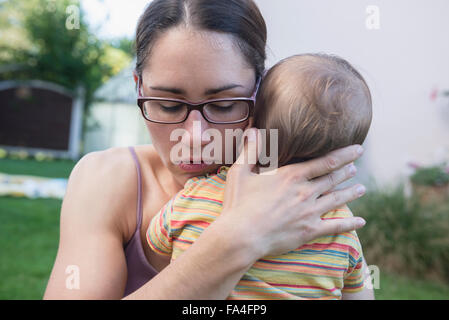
[254,53,372,166]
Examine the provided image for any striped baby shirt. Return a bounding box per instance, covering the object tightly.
[147,166,365,300]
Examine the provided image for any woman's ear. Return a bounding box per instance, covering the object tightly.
[133,71,139,85]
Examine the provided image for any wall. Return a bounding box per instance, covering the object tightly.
[83,102,151,154]
[255,0,449,186]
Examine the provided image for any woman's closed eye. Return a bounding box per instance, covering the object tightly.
[159,102,185,112]
[207,102,236,111]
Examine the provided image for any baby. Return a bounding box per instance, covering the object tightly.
[147,53,373,299]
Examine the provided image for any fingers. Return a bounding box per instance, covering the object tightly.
[311,163,357,196]
[315,216,366,238]
[301,145,364,181]
[313,184,366,216]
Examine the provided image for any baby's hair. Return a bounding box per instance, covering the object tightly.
[254,53,373,166]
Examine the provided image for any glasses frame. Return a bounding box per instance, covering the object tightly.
[137,76,261,124]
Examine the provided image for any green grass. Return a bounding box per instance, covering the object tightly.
[0,196,61,299]
[0,157,75,299]
[0,158,449,299]
[0,158,77,178]
[374,272,449,300]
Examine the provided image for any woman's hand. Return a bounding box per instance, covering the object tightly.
[219,128,367,260]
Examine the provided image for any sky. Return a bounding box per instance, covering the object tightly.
[81,0,152,39]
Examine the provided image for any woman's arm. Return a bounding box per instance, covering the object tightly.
[129,129,368,299]
[43,149,257,299]
[45,129,366,299]
[44,151,132,299]
[125,216,255,299]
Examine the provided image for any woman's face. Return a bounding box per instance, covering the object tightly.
[140,27,256,184]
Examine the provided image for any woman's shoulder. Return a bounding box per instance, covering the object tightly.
[70,145,163,201]
[75,145,159,181]
[63,145,160,236]
[74,147,135,188]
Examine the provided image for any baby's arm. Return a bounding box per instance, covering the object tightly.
[147,196,176,257]
[342,258,375,300]
[330,205,374,300]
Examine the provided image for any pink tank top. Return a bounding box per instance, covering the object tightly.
[123,146,158,297]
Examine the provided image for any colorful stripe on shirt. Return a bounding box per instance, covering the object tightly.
[147,166,365,300]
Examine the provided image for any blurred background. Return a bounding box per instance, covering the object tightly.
[0,0,448,299]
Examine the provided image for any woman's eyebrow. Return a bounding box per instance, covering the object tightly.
[149,84,244,95]
[149,86,184,95]
[205,84,244,95]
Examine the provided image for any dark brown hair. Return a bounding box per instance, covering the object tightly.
[254,53,373,166]
[135,0,267,79]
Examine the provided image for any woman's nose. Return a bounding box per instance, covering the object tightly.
[181,110,212,148]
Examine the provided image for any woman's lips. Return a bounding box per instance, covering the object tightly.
[178,161,211,172]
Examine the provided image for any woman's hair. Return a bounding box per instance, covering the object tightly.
[254,53,373,166]
[135,0,267,79]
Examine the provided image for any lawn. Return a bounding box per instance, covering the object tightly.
[0,158,77,178]
[1,158,449,299]
[0,157,76,299]
[0,197,61,299]
[374,272,449,300]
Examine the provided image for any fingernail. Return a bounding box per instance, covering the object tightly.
[356,146,364,155]
[356,185,366,196]
[356,218,366,227]
[349,164,357,175]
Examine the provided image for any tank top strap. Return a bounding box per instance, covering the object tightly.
[123,146,158,297]
[127,146,143,230]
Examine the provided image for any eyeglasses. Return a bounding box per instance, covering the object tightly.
[137,77,261,124]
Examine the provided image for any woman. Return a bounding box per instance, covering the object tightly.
[44,0,369,299]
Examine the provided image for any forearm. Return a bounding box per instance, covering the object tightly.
[123,216,256,300]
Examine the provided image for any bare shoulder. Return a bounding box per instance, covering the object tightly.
[62,146,157,241]
[68,146,137,202]
[72,146,138,185]
[71,145,162,192]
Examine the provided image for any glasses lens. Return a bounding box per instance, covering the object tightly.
[142,100,188,123]
[204,101,250,123]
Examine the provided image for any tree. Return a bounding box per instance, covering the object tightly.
[0,0,110,104]
[0,0,133,101]
[109,37,135,58]
[0,0,133,153]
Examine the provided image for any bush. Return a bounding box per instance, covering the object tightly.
[0,148,7,159]
[410,165,449,186]
[350,184,449,284]
[9,150,29,160]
